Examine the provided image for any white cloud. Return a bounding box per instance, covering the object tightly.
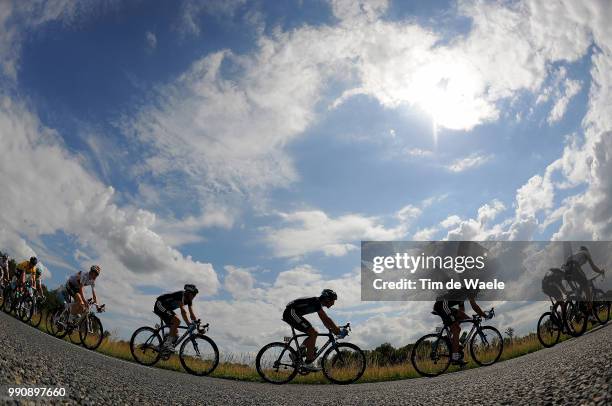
[0,96,219,309]
[145,30,157,50]
[412,227,438,241]
[0,0,120,80]
[176,0,246,37]
[446,153,492,172]
[263,205,420,259]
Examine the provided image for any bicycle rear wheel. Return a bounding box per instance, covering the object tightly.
[80,315,104,350]
[53,309,70,339]
[470,326,503,366]
[3,287,14,313]
[565,301,588,337]
[179,335,219,376]
[256,342,298,384]
[411,333,451,377]
[321,343,366,384]
[537,312,561,348]
[18,297,34,323]
[130,327,162,366]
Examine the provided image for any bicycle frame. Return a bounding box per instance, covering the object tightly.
[150,318,210,348]
[282,327,339,365]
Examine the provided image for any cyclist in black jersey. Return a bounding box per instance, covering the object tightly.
[433,290,490,365]
[154,284,199,352]
[282,289,344,371]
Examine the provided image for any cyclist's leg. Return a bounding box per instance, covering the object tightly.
[283,308,316,362]
[154,301,177,346]
[435,301,461,354]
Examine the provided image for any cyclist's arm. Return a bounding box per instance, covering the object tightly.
[586,256,604,274]
[187,304,197,323]
[77,284,86,304]
[317,309,340,335]
[468,297,487,318]
[178,303,191,326]
[91,286,97,304]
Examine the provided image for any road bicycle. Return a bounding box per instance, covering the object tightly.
[536,299,582,348]
[49,298,106,350]
[256,323,366,385]
[130,318,219,376]
[537,273,609,348]
[14,285,44,325]
[587,273,610,325]
[411,308,503,377]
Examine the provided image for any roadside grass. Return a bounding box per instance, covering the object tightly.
[17,307,612,384]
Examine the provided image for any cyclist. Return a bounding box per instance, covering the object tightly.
[154,284,200,352]
[282,289,345,371]
[0,253,8,286]
[433,290,491,366]
[33,267,45,298]
[63,265,102,323]
[16,257,38,291]
[563,246,605,304]
[541,267,566,301]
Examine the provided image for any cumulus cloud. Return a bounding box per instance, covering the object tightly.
[0,97,219,307]
[263,205,421,259]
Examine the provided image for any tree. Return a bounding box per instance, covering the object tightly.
[505,327,515,342]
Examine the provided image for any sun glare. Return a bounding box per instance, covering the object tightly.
[409,58,489,143]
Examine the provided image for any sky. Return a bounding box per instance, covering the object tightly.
[1,0,612,354]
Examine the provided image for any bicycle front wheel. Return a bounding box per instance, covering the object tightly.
[411,333,451,377]
[80,315,104,350]
[30,304,43,328]
[130,327,162,366]
[470,326,503,366]
[593,296,611,325]
[256,342,298,384]
[321,343,366,384]
[537,312,560,348]
[179,335,219,376]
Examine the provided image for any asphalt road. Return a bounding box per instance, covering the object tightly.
[1,311,610,405]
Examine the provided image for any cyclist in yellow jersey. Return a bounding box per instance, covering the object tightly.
[16,257,38,291]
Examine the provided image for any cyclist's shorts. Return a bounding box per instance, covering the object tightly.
[154,300,176,325]
[282,307,312,333]
[433,300,461,326]
[63,283,78,303]
[565,261,588,287]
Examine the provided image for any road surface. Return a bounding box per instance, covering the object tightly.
[1,311,610,405]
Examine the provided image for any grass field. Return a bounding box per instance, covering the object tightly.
[15,306,612,384]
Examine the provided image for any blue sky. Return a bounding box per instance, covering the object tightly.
[2,0,612,352]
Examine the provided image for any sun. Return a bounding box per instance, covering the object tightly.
[409,57,491,143]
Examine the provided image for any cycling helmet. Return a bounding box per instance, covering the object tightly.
[184,284,199,294]
[90,265,101,275]
[579,246,589,252]
[29,256,38,266]
[320,289,337,301]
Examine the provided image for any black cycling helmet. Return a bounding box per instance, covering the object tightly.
[184,284,199,295]
[320,289,337,301]
[29,256,38,266]
[579,245,589,252]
